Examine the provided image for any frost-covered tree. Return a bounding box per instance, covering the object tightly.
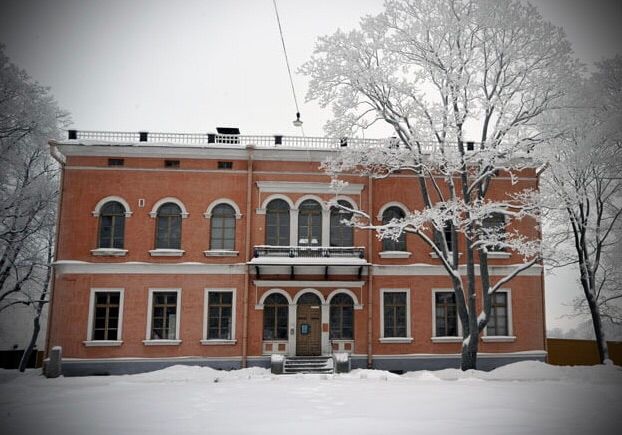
[541,56,622,364]
[0,46,67,370]
[301,0,577,369]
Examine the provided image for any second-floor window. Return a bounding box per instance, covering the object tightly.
[298,200,322,246]
[265,199,290,246]
[210,204,236,250]
[382,206,406,251]
[155,203,182,249]
[482,212,506,252]
[98,201,125,249]
[330,200,354,247]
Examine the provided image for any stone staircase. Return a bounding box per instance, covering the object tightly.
[283,356,334,374]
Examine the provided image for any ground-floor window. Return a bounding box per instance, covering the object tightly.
[330,293,354,339]
[434,291,458,336]
[263,293,289,340]
[90,290,122,340]
[149,290,180,340]
[382,291,408,338]
[206,290,234,340]
[487,292,509,336]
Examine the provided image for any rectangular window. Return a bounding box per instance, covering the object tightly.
[206,290,234,340]
[487,292,509,336]
[164,159,180,168]
[148,290,180,340]
[108,158,124,166]
[382,291,408,338]
[87,289,124,342]
[217,161,233,169]
[434,292,458,336]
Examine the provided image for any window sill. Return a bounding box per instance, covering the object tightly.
[149,249,185,257]
[429,251,462,259]
[379,337,413,344]
[90,248,128,257]
[431,336,462,343]
[484,251,512,259]
[482,335,516,343]
[203,250,239,257]
[200,339,237,345]
[83,340,123,347]
[142,339,182,346]
[379,251,411,259]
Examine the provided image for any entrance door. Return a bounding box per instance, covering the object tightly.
[296,293,322,356]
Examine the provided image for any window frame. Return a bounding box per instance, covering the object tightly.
[144,288,182,345]
[97,201,126,250]
[262,292,290,341]
[431,289,462,343]
[483,289,515,342]
[154,203,183,250]
[202,288,237,345]
[379,288,412,343]
[209,203,236,251]
[297,199,323,246]
[482,212,506,252]
[381,206,407,252]
[329,292,354,340]
[330,200,355,247]
[265,199,291,246]
[84,288,124,347]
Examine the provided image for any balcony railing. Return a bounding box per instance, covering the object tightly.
[253,246,365,259]
[65,129,448,153]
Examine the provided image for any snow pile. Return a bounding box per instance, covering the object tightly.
[128,365,271,383]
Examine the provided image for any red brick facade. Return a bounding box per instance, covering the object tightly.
[47,134,546,374]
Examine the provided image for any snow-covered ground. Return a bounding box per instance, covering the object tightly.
[1,362,621,435]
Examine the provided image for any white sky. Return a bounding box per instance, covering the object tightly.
[1,0,620,333]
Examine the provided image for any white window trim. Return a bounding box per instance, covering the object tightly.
[84,288,124,346]
[256,288,293,309]
[379,288,412,343]
[204,199,243,219]
[144,288,182,344]
[326,289,363,310]
[485,251,512,259]
[90,248,128,257]
[431,288,463,342]
[148,197,189,218]
[483,288,514,340]
[149,249,185,257]
[379,251,411,259]
[376,201,409,221]
[92,196,132,217]
[429,251,462,259]
[202,288,237,344]
[203,250,239,257]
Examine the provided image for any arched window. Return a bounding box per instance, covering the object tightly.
[210,204,236,250]
[330,293,354,339]
[298,200,322,246]
[330,200,354,247]
[98,201,126,249]
[382,206,406,251]
[155,203,182,249]
[263,293,289,340]
[266,199,290,246]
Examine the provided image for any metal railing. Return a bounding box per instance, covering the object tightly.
[253,245,365,259]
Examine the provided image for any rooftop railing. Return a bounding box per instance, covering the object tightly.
[253,245,366,259]
[65,129,452,153]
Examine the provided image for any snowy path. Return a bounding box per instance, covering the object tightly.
[0,362,621,435]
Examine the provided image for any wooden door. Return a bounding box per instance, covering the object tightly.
[296,304,321,356]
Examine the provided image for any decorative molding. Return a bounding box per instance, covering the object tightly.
[482,336,517,343]
[90,248,128,257]
[257,181,364,194]
[326,288,363,309]
[142,340,182,346]
[204,250,239,257]
[429,251,462,259]
[253,280,365,288]
[260,194,295,210]
[148,197,189,218]
[149,249,185,257]
[200,340,237,345]
[257,288,293,306]
[53,261,247,275]
[431,337,463,344]
[372,263,542,276]
[204,199,242,219]
[292,288,326,304]
[82,340,123,347]
[485,251,512,259]
[379,251,411,259]
[92,196,133,217]
[379,337,414,344]
[376,201,409,221]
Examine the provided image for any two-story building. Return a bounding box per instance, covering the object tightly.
[46,130,547,375]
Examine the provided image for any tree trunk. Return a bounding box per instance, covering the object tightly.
[461,334,479,370]
[19,309,41,372]
[586,291,609,363]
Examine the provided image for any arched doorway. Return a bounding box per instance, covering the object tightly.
[296,292,322,356]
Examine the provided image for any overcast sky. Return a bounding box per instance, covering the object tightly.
[1,0,621,332]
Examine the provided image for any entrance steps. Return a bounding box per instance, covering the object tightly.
[283,356,334,374]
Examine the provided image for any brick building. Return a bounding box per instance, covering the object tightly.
[46,130,546,375]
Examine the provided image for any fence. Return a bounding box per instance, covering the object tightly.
[546,338,622,366]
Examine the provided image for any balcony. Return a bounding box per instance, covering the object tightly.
[249,246,368,279]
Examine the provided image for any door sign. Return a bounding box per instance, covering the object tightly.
[300,323,310,335]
